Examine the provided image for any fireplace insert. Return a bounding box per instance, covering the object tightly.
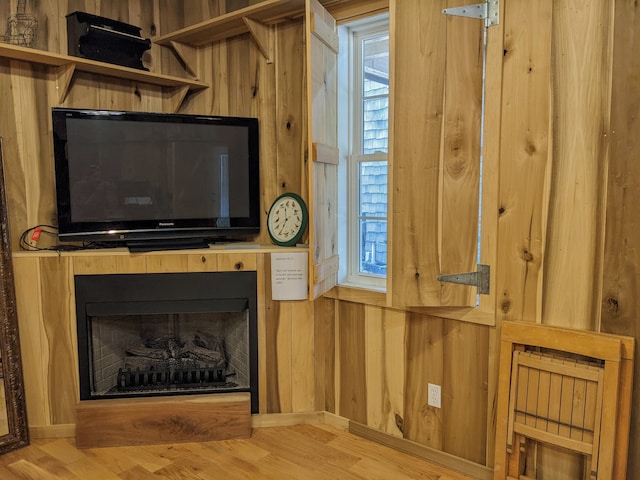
[74,271,258,413]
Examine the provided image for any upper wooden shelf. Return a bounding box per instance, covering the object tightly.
[0,41,208,110]
[154,0,306,46]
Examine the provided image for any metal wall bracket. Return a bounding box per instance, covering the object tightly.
[437,264,490,295]
[442,0,499,27]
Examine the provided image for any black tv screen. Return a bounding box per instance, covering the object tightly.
[52,108,260,250]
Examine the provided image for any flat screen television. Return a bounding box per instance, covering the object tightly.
[52,108,260,251]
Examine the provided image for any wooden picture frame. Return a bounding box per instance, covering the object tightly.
[0,138,29,454]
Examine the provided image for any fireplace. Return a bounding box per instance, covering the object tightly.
[74,271,258,413]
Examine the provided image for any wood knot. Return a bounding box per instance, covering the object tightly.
[498,206,506,215]
[394,413,404,434]
[525,143,536,155]
[234,262,244,270]
[200,256,207,264]
[521,249,533,262]
[415,272,420,279]
[286,121,292,130]
[501,300,511,313]
[606,296,619,314]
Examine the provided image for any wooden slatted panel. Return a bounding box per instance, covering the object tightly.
[306,0,339,298]
[495,322,634,480]
[511,352,603,452]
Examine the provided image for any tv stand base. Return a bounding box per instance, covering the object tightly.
[126,238,210,252]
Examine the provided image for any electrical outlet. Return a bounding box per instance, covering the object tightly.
[428,383,441,408]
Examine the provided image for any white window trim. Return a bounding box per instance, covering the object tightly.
[337,15,389,291]
[347,152,387,289]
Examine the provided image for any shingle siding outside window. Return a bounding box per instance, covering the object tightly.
[360,90,388,275]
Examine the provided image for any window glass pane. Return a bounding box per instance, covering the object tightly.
[359,159,387,276]
[359,161,387,217]
[359,219,387,275]
[363,98,389,154]
[363,35,389,96]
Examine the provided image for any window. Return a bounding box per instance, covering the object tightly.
[338,16,389,290]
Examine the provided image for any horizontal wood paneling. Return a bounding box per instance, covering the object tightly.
[76,393,251,448]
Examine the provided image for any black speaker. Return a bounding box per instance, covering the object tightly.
[66,11,151,71]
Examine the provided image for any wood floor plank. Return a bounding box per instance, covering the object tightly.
[7,459,72,480]
[0,424,476,479]
[0,464,21,480]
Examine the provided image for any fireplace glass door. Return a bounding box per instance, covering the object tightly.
[75,272,258,412]
[87,302,250,397]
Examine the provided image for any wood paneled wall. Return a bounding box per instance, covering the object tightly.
[2,0,640,478]
[602,0,640,478]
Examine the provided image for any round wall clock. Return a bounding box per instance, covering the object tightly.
[267,192,308,247]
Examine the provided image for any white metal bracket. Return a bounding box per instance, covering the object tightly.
[442,0,499,27]
[437,264,490,295]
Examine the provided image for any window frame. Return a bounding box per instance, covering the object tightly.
[339,15,390,291]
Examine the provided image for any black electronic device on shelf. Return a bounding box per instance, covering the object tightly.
[51,108,261,251]
[66,11,151,70]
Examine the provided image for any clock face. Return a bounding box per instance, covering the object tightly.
[267,193,308,246]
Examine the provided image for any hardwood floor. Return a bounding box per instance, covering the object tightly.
[0,424,475,479]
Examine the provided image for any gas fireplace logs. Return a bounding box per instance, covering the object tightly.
[117,331,236,392]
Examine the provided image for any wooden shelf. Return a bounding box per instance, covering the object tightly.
[154,0,306,47]
[0,41,208,110]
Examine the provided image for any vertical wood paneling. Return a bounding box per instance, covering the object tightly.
[274,301,293,413]
[39,256,78,425]
[365,306,404,437]
[440,0,483,306]
[337,301,367,424]
[291,300,315,412]
[442,320,488,464]
[483,0,505,466]
[271,20,306,245]
[4,3,639,478]
[496,0,553,324]
[5,62,54,247]
[156,0,191,79]
[542,0,613,330]
[314,296,335,412]
[390,0,446,307]
[256,254,268,414]
[12,257,48,427]
[306,0,338,297]
[263,254,292,413]
[227,35,254,117]
[601,0,640,477]
[403,312,443,449]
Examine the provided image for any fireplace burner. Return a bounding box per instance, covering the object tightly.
[115,366,237,392]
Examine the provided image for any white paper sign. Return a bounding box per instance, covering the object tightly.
[271,252,308,300]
